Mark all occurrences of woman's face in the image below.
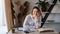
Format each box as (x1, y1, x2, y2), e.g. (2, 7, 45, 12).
(32, 8, 40, 16)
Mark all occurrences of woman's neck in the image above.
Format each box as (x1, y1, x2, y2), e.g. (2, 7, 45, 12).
(32, 14, 41, 19)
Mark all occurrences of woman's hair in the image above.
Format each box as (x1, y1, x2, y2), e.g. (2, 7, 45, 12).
(31, 6, 42, 15)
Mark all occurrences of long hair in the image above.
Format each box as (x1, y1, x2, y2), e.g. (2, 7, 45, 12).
(31, 6, 42, 15)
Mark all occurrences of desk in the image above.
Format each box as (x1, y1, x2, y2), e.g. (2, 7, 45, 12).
(7, 28, 59, 34)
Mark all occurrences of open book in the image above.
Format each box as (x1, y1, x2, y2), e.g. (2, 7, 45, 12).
(37, 28, 55, 33)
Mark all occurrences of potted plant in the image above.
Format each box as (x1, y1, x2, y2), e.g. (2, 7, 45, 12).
(36, 0, 49, 12)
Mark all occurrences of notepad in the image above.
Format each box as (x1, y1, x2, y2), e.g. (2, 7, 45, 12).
(18, 27, 23, 31)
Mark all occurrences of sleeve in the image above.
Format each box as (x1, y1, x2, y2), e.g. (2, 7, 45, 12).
(23, 15, 30, 27)
(23, 15, 30, 31)
(35, 16, 42, 26)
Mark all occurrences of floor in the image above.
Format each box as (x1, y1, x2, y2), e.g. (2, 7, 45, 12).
(0, 26, 7, 34)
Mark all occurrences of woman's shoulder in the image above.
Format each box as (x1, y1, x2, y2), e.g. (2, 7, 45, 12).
(25, 14, 32, 19)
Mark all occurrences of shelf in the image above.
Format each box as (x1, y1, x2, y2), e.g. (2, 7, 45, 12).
(42, 12, 49, 13)
(42, 12, 60, 14)
(51, 13, 60, 14)
(49, 1, 60, 5)
(49, 3, 60, 5)
(56, 2, 60, 5)
(45, 22, 60, 24)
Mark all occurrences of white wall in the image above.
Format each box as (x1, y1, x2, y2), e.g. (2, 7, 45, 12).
(0, 0, 8, 34)
(0, 0, 7, 26)
(0, 0, 3, 26)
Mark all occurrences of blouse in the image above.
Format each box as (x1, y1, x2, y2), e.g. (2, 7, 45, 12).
(23, 14, 41, 31)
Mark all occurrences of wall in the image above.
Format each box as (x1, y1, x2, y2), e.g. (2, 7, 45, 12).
(20, 0, 38, 13)
(0, 0, 3, 26)
(12, 0, 38, 14)
(5, 0, 13, 31)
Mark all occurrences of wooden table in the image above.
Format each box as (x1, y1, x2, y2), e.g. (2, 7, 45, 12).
(7, 28, 59, 34)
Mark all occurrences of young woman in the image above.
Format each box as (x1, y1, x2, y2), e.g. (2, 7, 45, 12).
(23, 6, 42, 32)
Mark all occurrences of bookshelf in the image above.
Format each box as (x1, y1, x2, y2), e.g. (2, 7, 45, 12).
(40, 0, 60, 32)
(42, 1, 60, 23)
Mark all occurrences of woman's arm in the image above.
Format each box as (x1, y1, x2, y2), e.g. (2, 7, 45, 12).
(35, 17, 41, 28)
(23, 15, 30, 31)
(23, 15, 30, 27)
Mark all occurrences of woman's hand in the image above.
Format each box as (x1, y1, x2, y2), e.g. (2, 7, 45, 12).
(32, 12, 40, 19)
(32, 15, 39, 19)
(35, 24, 40, 29)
